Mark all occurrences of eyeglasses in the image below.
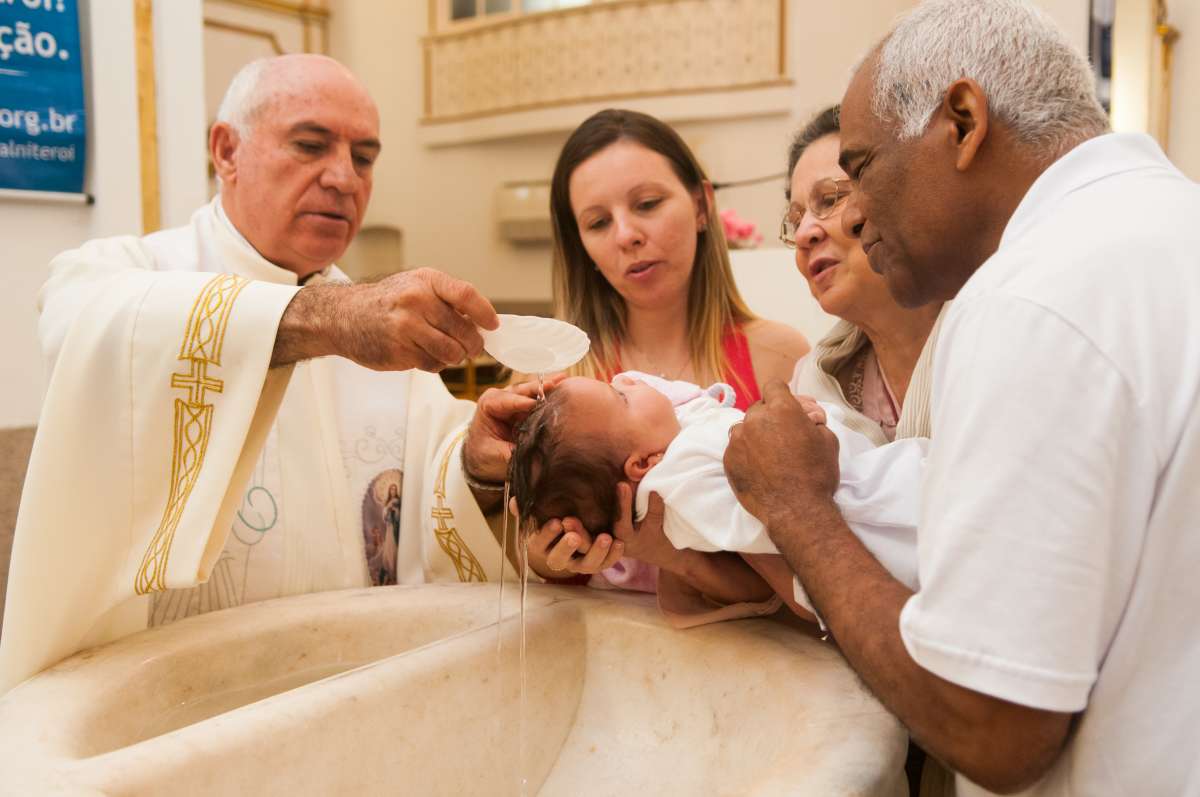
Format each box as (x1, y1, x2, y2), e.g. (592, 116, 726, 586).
(779, 178, 854, 248)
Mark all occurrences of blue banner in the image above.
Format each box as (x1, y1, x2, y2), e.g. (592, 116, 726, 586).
(0, 0, 86, 194)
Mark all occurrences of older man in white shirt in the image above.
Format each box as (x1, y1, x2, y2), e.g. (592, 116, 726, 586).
(725, 1, 1200, 794)
(0, 54, 532, 694)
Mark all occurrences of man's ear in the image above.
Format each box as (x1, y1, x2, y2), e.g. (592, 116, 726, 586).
(624, 451, 665, 482)
(209, 121, 241, 184)
(940, 78, 990, 172)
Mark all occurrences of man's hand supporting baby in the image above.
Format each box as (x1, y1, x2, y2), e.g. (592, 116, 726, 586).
(725, 382, 1072, 789)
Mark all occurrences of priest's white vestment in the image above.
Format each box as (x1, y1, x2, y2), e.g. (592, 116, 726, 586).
(0, 200, 506, 694)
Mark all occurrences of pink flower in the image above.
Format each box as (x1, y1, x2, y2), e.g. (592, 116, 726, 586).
(720, 208, 762, 249)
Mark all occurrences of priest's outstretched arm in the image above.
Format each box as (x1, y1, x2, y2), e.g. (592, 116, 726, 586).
(269, 267, 496, 373)
(2, 229, 516, 695)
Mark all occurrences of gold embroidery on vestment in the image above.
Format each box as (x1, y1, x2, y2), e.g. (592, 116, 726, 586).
(431, 429, 487, 582)
(135, 274, 249, 595)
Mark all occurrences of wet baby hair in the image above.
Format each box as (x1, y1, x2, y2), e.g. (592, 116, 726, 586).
(509, 389, 626, 535)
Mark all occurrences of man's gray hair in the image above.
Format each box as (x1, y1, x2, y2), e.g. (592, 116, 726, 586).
(872, 0, 1109, 157)
(215, 57, 273, 136)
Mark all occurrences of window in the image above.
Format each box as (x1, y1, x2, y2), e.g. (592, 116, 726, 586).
(451, 0, 509, 21)
(520, 0, 591, 12)
(1089, 0, 1114, 112)
(444, 0, 593, 26)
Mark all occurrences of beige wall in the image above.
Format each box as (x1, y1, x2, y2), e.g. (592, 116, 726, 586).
(325, 0, 921, 303)
(0, 0, 1193, 430)
(0, 1, 140, 430)
(1168, 0, 1199, 180)
(1040, 0, 1090, 50)
(0, 0, 207, 430)
(327, 0, 1091, 306)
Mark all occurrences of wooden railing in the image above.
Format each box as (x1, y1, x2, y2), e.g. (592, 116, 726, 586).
(422, 0, 787, 123)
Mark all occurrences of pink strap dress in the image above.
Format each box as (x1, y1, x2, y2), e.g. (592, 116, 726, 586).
(593, 325, 761, 594)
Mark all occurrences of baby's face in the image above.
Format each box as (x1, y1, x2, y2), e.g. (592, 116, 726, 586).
(558, 376, 680, 455)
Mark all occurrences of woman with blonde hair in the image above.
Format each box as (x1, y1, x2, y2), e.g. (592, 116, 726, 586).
(526, 108, 808, 598)
(549, 108, 808, 407)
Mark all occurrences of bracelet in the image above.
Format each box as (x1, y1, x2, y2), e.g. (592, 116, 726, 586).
(459, 444, 506, 492)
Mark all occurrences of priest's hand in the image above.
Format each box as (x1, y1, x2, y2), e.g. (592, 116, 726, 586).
(725, 381, 840, 528)
(271, 268, 500, 371)
(465, 375, 565, 481)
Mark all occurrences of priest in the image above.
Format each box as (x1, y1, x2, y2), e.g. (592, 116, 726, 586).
(0, 54, 530, 693)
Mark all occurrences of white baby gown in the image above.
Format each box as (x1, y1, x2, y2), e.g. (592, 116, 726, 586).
(621, 372, 923, 615)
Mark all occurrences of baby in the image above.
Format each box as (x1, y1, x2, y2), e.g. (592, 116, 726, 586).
(509, 372, 924, 611)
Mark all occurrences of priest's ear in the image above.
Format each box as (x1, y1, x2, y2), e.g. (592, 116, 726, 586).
(209, 121, 242, 185)
(624, 451, 664, 483)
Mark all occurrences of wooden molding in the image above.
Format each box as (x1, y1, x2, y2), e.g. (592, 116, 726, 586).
(203, 18, 287, 55)
(134, 0, 161, 234)
(1155, 20, 1180, 148)
(206, 0, 329, 21)
(205, 0, 329, 53)
(422, 79, 794, 126)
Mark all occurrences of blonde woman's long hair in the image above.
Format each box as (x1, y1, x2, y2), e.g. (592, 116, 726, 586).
(549, 109, 756, 392)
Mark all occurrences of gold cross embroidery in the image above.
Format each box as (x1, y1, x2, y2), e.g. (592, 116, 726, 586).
(170, 359, 224, 406)
(431, 430, 488, 583)
(135, 274, 249, 595)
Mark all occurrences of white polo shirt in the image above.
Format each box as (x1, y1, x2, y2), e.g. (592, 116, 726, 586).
(898, 134, 1200, 795)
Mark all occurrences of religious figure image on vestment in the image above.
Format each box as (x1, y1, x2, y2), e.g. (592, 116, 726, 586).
(361, 469, 402, 586)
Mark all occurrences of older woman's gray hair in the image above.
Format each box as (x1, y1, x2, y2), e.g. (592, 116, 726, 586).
(872, 0, 1109, 160)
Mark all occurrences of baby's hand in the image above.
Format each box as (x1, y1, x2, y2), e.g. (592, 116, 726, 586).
(794, 394, 826, 426)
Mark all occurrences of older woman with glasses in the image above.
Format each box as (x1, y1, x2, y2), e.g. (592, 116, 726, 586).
(780, 105, 943, 444)
(755, 104, 948, 796)
(740, 105, 943, 606)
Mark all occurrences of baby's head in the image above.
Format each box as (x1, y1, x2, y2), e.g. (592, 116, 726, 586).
(510, 375, 681, 532)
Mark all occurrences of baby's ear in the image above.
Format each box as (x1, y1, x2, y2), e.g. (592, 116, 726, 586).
(624, 451, 665, 482)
